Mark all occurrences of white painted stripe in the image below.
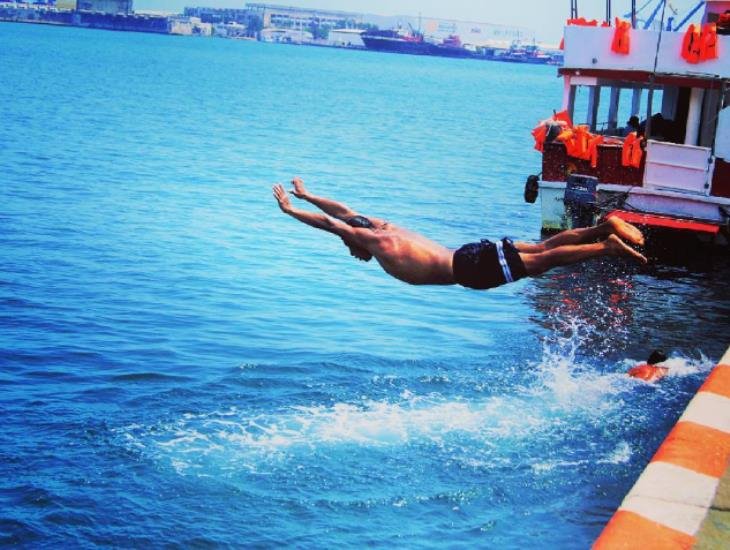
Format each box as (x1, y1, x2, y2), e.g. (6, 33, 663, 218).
(680, 392, 730, 434)
(721, 345, 730, 366)
(625, 462, 719, 509)
(495, 240, 513, 283)
(620, 496, 708, 536)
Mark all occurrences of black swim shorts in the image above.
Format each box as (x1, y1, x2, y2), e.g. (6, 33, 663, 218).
(452, 238, 527, 290)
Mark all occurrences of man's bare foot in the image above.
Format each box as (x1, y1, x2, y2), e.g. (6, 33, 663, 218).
(605, 234, 648, 263)
(606, 216, 645, 246)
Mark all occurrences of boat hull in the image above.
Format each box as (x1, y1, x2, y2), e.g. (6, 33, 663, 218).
(538, 180, 730, 245)
(361, 35, 431, 56)
(361, 36, 475, 58)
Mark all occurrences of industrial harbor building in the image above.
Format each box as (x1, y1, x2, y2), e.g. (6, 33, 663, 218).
(76, 0, 131, 15)
(0, 1, 534, 48)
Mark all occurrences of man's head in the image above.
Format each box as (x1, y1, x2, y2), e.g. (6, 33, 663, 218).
(343, 216, 374, 261)
(628, 115, 639, 128)
(647, 349, 667, 365)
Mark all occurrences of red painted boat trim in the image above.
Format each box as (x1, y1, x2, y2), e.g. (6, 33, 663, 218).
(605, 210, 721, 234)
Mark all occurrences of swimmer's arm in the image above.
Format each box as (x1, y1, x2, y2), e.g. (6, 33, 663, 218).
(290, 177, 356, 220)
(286, 206, 353, 236)
(274, 184, 354, 236)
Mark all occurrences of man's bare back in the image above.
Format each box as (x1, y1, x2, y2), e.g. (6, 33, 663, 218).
(370, 223, 456, 285)
(273, 178, 646, 290)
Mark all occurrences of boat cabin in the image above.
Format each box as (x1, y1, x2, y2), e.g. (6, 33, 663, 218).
(536, 0, 730, 242)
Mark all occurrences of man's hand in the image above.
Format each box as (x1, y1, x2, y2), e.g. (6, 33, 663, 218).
(273, 183, 293, 213)
(290, 177, 309, 199)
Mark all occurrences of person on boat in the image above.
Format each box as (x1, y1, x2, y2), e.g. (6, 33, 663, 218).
(639, 113, 666, 140)
(272, 178, 647, 290)
(621, 115, 640, 137)
(628, 350, 669, 383)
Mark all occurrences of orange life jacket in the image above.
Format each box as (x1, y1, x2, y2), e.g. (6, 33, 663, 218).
(622, 132, 643, 168)
(556, 125, 595, 161)
(611, 18, 631, 55)
(567, 17, 598, 27)
(574, 125, 592, 160)
(556, 128, 576, 156)
(588, 135, 604, 168)
(628, 363, 668, 383)
(700, 23, 718, 61)
(531, 123, 548, 152)
(531, 110, 574, 152)
(553, 109, 573, 128)
(562, 18, 606, 49)
(681, 23, 702, 63)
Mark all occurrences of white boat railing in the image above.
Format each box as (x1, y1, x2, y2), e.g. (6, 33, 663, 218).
(644, 140, 713, 195)
(563, 26, 730, 78)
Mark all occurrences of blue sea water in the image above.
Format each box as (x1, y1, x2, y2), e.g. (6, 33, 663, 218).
(1, 22, 729, 548)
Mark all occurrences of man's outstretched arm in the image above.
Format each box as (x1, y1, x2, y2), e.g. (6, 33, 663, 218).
(289, 177, 357, 220)
(273, 184, 352, 236)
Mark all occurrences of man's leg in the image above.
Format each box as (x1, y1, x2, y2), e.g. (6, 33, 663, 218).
(513, 217, 644, 253)
(519, 234, 647, 276)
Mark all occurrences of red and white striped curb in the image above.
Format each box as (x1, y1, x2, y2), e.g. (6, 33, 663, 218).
(594, 346, 730, 549)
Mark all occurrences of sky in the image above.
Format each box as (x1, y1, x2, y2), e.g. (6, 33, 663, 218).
(135, 0, 706, 43)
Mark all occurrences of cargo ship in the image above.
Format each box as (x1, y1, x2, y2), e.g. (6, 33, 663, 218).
(361, 29, 474, 58)
(360, 29, 431, 55)
(526, 0, 730, 253)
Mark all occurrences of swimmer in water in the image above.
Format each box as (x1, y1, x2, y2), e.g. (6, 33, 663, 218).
(273, 177, 647, 289)
(628, 350, 669, 383)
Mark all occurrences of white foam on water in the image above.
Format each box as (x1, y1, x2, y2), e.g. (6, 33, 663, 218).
(617, 353, 715, 384)
(531, 440, 632, 473)
(123, 395, 545, 453)
(115, 310, 714, 476)
(602, 440, 632, 464)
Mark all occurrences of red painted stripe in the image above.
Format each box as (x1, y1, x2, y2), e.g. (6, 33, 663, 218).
(652, 421, 730, 478)
(699, 364, 730, 399)
(595, 355, 730, 546)
(605, 210, 721, 234)
(594, 510, 696, 549)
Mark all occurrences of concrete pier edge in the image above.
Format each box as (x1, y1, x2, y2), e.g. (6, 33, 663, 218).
(594, 346, 730, 548)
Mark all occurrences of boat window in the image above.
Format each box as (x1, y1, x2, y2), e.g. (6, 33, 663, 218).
(571, 85, 663, 138)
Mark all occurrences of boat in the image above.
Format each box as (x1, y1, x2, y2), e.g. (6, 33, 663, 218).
(526, 0, 730, 251)
(361, 28, 475, 58)
(360, 28, 431, 56)
(495, 41, 555, 64)
(429, 34, 476, 58)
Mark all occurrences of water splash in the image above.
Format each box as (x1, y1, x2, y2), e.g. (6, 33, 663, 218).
(114, 309, 714, 480)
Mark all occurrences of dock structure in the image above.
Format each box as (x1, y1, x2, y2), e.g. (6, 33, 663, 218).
(595, 346, 730, 548)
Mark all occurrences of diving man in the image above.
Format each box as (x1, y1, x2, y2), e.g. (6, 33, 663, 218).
(273, 178, 647, 290)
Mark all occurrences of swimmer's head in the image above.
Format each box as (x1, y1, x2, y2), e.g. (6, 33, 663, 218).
(343, 216, 374, 261)
(341, 237, 372, 262)
(345, 215, 375, 229)
(647, 349, 667, 365)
